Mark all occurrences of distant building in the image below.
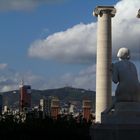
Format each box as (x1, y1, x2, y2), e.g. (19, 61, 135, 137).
(40, 99, 47, 112)
(82, 99, 91, 121)
(3, 105, 8, 113)
(46, 96, 52, 116)
(19, 81, 31, 112)
(69, 103, 75, 114)
(50, 97, 60, 119)
(39, 98, 47, 118)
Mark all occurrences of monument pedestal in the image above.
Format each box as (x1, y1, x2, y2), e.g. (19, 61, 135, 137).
(102, 102, 140, 124)
(90, 124, 140, 140)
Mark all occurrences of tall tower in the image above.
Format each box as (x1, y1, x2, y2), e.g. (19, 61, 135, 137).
(19, 80, 31, 112)
(69, 103, 75, 114)
(39, 98, 47, 118)
(94, 6, 116, 122)
(82, 99, 91, 121)
(50, 97, 60, 119)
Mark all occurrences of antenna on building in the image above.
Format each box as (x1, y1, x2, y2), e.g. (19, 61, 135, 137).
(19, 77, 24, 88)
(21, 78, 24, 86)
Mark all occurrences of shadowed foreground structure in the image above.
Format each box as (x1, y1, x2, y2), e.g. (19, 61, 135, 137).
(0, 115, 91, 140)
(90, 124, 140, 140)
(3, 115, 140, 140)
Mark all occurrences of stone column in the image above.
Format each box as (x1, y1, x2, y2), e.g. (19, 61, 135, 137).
(137, 9, 140, 18)
(93, 6, 116, 123)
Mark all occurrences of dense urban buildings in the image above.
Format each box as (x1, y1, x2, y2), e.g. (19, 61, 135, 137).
(0, 86, 94, 140)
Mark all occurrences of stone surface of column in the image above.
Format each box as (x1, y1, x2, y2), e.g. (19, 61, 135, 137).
(93, 6, 116, 123)
(137, 9, 140, 18)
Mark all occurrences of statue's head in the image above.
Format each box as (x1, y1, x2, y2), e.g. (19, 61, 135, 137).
(117, 47, 130, 60)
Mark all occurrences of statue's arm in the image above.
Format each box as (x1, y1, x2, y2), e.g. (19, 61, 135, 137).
(112, 63, 119, 84)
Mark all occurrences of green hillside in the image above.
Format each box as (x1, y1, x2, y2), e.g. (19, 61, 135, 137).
(0, 87, 95, 109)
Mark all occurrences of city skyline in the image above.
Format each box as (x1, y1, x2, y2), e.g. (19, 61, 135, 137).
(0, 0, 140, 92)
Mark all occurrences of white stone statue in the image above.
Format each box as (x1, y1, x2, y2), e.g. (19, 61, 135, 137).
(112, 48, 140, 102)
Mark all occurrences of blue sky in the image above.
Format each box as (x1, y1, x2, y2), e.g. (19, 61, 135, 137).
(0, 0, 139, 92)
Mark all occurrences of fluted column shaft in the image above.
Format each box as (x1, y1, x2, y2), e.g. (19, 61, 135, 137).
(137, 9, 140, 18)
(93, 6, 116, 123)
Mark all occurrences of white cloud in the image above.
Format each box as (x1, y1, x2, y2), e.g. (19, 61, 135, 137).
(0, 64, 96, 92)
(29, 23, 97, 63)
(1, 85, 14, 92)
(112, 0, 140, 60)
(0, 0, 65, 11)
(0, 65, 47, 92)
(29, 0, 140, 63)
(46, 65, 96, 90)
(72, 65, 96, 90)
(0, 63, 8, 70)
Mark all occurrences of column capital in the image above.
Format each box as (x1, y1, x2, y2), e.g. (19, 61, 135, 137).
(137, 9, 140, 18)
(93, 6, 116, 17)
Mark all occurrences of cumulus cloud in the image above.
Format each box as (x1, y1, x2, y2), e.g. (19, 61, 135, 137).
(0, 63, 119, 92)
(0, 69, 20, 92)
(112, 0, 140, 60)
(0, 0, 65, 11)
(29, 0, 140, 63)
(0, 63, 8, 70)
(0, 65, 47, 92)
(29, 23, 97, 63)
(0, 63, 96, 92)
(46, 65, 96, 90)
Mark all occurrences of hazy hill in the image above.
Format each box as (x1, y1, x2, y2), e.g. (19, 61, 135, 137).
(0, 87, 95, 109)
